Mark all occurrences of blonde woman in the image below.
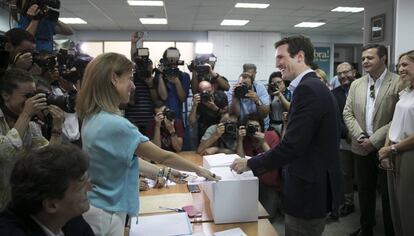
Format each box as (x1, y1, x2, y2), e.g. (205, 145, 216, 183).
(378, 50, 414, 236)
(315, 68, 331, 89)
(76, 53, 218, 236)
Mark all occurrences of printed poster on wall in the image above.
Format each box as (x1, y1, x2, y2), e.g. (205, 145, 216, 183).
(314, 47, 331, 79)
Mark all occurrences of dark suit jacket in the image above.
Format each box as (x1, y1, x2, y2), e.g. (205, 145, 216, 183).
(0, 207, 95, 236)
(247, 71, 343, 219)
(332, 86, 349, 139)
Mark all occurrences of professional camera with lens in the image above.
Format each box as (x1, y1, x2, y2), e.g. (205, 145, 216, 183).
(224, 121, 237, 136)
(234, 84, 251, 99)
(163, 108, 176, 121)
(17, 0, 61, 22)
(32, 52, 57, 71)
(158, 48, 184, 78)
(57, 48, 92, 84)
(0, 35, 9, 70)
(134, 48, 153, 80)
(200, 91, 212, 103)
(27, 90, 76, 113)
(187, 54, 217, 81)
(246, 124, 258, 136)
(267, 83, 279, 94)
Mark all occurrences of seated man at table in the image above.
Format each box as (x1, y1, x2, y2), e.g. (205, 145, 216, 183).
(197, 112, 238, 155)
(236, 113, 283, 221)
(0, 144, 94, 236)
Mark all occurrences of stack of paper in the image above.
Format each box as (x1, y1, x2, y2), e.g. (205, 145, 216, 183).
(130, 212, 192, 236)
(139, 193, 193, 214)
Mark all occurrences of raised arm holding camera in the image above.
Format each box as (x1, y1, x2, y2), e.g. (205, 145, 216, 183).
(189, 53, 230, 94)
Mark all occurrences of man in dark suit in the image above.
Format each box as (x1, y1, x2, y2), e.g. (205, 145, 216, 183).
(231, 35, 343, 236)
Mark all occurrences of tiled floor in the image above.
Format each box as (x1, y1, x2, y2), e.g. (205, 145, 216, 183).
(272, 193, 387, 236)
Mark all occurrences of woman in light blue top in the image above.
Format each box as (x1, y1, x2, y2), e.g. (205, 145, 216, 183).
(76, 53, 219, 236)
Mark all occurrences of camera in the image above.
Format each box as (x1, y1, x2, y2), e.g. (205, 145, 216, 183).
(163, 108, 176, 121)
(57, 48, 92, 84)
(27, 90, 76, 113)
(200, 91, 212, 103)
(134, 48, 153, 80)
(267, 83, 279, 94)
(0, 35, 9, 70)
(158, 48, 184, 78)
(224, 121, 237, 136)
(246, 124, 258, 136)
(18, 0, 60, 22)
(234, 84, 251, 98)
(187, 54, 217, 81)
(32, 52, 57, 71)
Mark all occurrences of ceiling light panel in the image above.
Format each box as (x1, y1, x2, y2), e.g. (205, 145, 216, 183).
(331, 7, 364, 13)
(220, 19, 249, 26)
(139, 18, 167, 24)
(128, 1, 164, 6)
(235, 3, 269, 9)
(59, 18, 87, 24)
(294, 22, 325, 28)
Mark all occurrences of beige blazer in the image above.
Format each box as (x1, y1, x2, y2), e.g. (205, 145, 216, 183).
(343, 70, 403, 156)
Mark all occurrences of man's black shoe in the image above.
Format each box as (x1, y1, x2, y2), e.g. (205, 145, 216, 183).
(339, 204, 355, 217)
(349, 228, 373, 236)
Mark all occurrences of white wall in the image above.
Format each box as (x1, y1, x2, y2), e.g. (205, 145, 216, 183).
(394, 0, 414, 65)
(0, 8, 11, 32)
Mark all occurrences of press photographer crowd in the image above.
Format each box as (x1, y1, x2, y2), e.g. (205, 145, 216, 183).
(1, 0, 414, 236)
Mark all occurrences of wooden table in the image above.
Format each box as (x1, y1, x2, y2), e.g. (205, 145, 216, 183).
(133, 151, 278, 236)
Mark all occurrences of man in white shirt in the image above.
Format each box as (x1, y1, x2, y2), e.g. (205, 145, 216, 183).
(343, 44, 403, 236)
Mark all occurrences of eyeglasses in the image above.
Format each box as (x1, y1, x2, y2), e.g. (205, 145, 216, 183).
(337, 70, 352, 76)
(369, 84, 375, 99)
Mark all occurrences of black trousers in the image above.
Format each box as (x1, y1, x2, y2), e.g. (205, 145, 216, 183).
(354, 152, 394, 236)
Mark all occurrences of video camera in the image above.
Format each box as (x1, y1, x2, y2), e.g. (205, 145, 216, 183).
(27, 90, 77, 113)
(17, 0, 60, 22)
(134, 48, 153, 80)
(0, 35, 9, 70)
(246, 124, 258, 136)
(57, 48, 92, 84)
(200, 91, 212, 103)
(187, 54, 217, 81)
(234, 84, 251, 99)
(158, 48, 184, 78)
(163, 108, 176, 121)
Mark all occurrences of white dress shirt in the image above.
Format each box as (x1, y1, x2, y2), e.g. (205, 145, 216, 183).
(365, 69, 387, 136)
(389, 88, 414, 143)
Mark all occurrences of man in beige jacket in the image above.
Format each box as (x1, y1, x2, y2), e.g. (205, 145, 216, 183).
(344, 44, 403, 236)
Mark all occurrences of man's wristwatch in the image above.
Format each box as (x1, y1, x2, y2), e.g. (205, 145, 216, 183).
(390, 144, 398, 155)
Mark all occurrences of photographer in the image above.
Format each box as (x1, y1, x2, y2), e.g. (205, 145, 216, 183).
(268, 71, 291, 134)
(15, 0, 73, 52)
(0, 68, 64, 209)
(4, 28, 41, 74)
(228, 72, 270, 130)
(189, 80, 228, 142)
(125, 32, 160, 133)
(197, 112, 238, 155)
(155, 47, 190, 120)
(146, 100, 184, 152)
(189, 53, 230, 94)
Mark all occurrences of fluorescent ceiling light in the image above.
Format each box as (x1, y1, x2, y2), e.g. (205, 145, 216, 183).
(127, 1, 164, 6)
(331, 7, 364, 13)
(235, 3, 269, 9)
(139, 18, 167, 24)
(220, 19, 249, 26)
(59, 18, 87, 24)
(195, 42, 213, 54)
(294, 22, 325, 28)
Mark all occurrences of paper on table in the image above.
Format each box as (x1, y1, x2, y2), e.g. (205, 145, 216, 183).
(214, 227, 247, 236)
(139, 193, 193, 214)
(130, 212, 192, 236)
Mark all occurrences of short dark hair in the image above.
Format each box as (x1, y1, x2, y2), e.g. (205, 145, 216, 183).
(4, 28, 35, 47)
(0, 68, 34, 102)
(162, 47, 180, 59)
(10, 144, 89, 215)
(274, 35, 314, 66)
(239, 72, 253, 82)
(362, 44, 388, 64)
(243, 63, 256, 72)
(243, 112, 264, 131)
(153, 100, 165, 110)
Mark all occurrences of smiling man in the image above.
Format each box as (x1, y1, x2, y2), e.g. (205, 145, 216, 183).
(231, 35, 343, 236)
(0, 144, 94, 236)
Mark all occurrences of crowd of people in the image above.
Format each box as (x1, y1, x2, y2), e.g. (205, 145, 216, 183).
(0, 2, 413, 236)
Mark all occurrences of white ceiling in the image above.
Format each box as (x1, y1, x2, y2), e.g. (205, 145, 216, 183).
(60, 0, 384, 36)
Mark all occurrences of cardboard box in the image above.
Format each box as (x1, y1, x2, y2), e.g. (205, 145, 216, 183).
(201, 167, 258, 224)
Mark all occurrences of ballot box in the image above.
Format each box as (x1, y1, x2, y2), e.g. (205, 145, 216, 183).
(202, 153, 239, 169)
